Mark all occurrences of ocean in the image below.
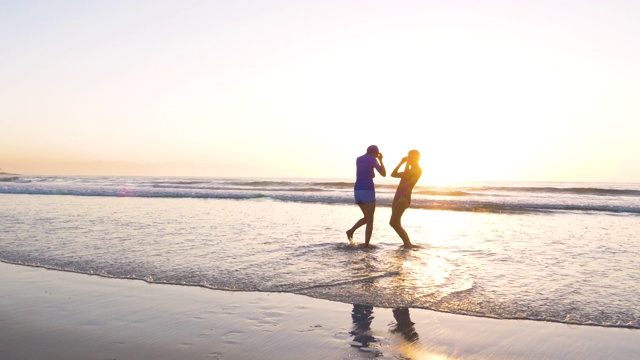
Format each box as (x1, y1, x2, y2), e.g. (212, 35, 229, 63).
(1, 175, 639, 329)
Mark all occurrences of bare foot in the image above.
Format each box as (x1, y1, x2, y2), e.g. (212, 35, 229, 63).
(346, 229, 354, 242)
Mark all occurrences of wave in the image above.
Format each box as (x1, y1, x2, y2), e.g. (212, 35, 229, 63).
(2, 176, 639, 215)
(314, 181, 354, 188)
(3, 176, 639, 195)
(414, 189, 471, 196)
(0, 188, 271, 201)
(2, 187, 639, 215)
(410, 201, 640, 214)
(150, 183, 327, 192)
(0, 176, 31, 183)
(150, 180, 210, 186)
(202, 181, 640, 198)
(473, 186, 640, 197)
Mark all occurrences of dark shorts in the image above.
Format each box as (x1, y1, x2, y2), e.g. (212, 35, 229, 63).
(354, 190, 376, 204)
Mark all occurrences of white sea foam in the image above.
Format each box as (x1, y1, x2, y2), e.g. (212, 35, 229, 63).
(1, 175, 639, 214)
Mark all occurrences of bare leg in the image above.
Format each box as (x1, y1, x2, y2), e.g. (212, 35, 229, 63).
(347, 202, 376, 246)
(346, 217, 366, 241)
(361, 201, 376, 247)
(390, 199, 413, 248)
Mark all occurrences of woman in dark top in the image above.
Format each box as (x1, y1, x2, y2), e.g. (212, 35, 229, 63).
(390, 150, 422, 248)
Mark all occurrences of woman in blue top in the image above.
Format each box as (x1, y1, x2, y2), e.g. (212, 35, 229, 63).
(390, 150, 422, 248)
(346, 145, 386, 247)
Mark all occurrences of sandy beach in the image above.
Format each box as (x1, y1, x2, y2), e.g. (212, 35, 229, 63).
(1, 262, 638, 360)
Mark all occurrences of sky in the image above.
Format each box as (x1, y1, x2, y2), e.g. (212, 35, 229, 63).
(1, 0, 639, 183)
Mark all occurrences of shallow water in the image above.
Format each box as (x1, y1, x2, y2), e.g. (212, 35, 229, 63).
(2, 190, 639, 329)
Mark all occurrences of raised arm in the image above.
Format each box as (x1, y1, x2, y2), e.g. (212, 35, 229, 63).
(377, 153, 387, 177)
(391, 157, 407, 178)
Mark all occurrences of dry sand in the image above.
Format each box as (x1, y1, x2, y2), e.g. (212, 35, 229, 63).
(1, 262, 638, 359)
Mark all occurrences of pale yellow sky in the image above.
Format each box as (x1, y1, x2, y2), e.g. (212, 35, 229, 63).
(1, 1, 639, 182)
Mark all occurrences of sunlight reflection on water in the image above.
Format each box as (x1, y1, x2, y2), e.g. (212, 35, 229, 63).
(1, 193, 639, 328)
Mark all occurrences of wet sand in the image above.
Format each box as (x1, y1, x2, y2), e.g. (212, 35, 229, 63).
(1, 262, 638, 360)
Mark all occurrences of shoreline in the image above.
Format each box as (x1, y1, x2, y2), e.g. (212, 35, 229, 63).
(2, 262, 639, 359)
(3, 260, 637, 332)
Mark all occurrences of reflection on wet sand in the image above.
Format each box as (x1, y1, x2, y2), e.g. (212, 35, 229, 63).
(350, 304, 376, 348)
(349, 304, 420, 354)
(391, 307, 419, 342)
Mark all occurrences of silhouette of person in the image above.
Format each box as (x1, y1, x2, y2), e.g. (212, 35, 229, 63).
(350, 304, 376, 348)
(391, 307, 419, 342)
(390, 150, 422, 248)
(347, 145, 386, 247)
